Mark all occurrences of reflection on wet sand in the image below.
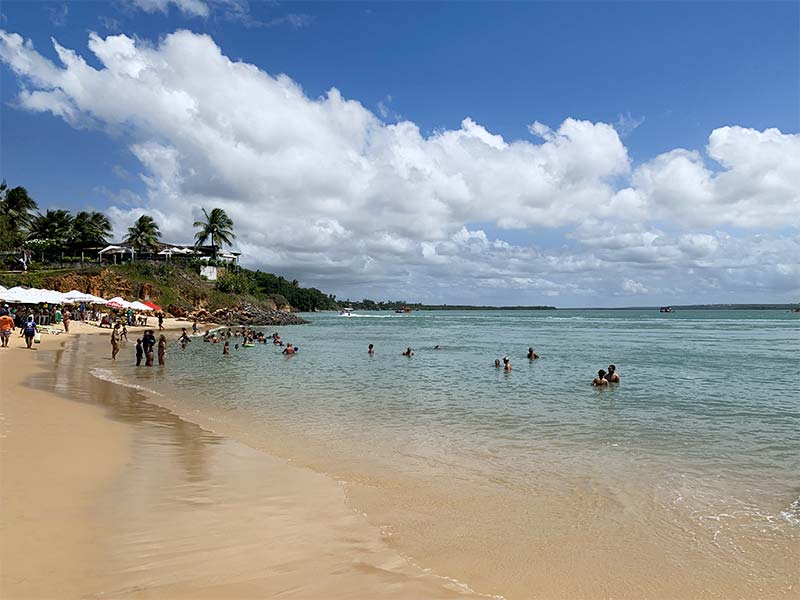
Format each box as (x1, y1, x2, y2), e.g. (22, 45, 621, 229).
(33, 335, 481, 599)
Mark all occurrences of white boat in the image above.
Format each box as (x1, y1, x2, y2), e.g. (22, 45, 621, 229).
(339, 307, 355, 317)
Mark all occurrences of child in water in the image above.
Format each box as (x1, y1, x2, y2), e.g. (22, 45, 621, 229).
(223, 341, 230, 355)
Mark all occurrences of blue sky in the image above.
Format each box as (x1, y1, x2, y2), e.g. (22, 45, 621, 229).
(1, 1, 798, 306)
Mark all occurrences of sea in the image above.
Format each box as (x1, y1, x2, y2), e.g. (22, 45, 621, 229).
(92, 309, 800, 598)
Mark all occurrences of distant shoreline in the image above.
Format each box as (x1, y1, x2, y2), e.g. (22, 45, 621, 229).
(340, 303, 797, 312)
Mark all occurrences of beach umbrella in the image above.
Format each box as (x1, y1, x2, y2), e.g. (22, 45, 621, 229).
(106, 296, 132, 309)
(143, 300, 163, 311)
(129, 301, 153, 311)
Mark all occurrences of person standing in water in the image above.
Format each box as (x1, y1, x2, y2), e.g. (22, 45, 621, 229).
(111, 324, 121, 361)
(223, 341, 230, 355)
(143, 330, 156, 366)
(402, 347, 414, 356)
(135, 338, 144, 366)
(527, 347, 539, 360)
(592, 369, 609, 386)
(503, 357, 512, 371)
(606, 364, 620, 383)
(368, 343, 374, 354)
(157, 335, 167, 365)
(494, 359, 501, 368)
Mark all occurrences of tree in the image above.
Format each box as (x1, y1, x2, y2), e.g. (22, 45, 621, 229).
(124, 215, 161, 253)
(72, 210, 112, 251)
(27, 209, 74, 244)
(0, 182, 38, 249)
(193, 207, 235, 260)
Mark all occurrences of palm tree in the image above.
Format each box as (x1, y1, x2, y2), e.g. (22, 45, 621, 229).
(27, 209, 74, 244)
(72, 210, 112, 249)
(124, 215, 161, 254)
(193, 207, 236, 260)
(0, 182, 38, 248)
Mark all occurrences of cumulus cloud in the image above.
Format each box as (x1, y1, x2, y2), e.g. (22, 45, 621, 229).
(0, 29, 797, 304)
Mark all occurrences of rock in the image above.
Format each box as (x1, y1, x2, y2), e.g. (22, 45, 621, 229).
(188, 302, 309, 326)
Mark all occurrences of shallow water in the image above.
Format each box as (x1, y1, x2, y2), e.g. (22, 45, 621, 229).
(102, 309, 799, 598)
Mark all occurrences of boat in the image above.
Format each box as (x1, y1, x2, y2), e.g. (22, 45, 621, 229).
(659, 306, 673, 313)
(395, 305, 413, 313)
(339, 307, 355, 317)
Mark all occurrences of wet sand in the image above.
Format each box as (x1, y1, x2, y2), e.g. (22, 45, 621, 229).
(0, 324, 479, 599)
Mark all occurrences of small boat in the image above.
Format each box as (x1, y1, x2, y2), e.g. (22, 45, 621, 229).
(395, 305, 413, 313)
(659, 306, 673, 313)
(339, 307, 355, 317)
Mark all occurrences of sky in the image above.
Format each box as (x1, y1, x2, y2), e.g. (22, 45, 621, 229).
(0, 1, 798, 307)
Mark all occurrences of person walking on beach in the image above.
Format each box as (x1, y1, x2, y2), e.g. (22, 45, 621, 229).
(157, 335, 167, 366)
(121, 324, 128, 342)
(192, 320, 198, 334)
(606, 364, 620, 383)
(158, 313, 164, 331)
(63, 309, 71, 333)
(592, 369, 609, 386)
(135, 338, 144, 366)
(0, 309, 15, 348)
(111, 324, 121, 361)
(21, 316, 37, 349)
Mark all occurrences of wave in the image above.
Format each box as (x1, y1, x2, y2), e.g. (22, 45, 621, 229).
(89, 368, 164, 397)
(780, 497, 800, 526)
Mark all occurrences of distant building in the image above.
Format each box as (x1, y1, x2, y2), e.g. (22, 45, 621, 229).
(98, 242, 241, 264)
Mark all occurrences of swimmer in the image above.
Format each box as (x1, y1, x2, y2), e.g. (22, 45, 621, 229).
(592, 369, 609, 386)
(234, 343, 239, 350)
(606, 364, 620, 383)
(402, 347, 414, 356)
(368, 343, 374, 355)
(494, 359, 501, 368)
(503, 356, 512, 371)
(434, 344, 441, 350)
(223, 341, 230, 355)
(527, 347, 539, 360)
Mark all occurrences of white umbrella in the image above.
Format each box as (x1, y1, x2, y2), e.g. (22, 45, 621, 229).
(129, 301, 153, 311)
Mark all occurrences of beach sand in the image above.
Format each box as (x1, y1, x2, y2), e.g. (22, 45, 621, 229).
(0, 321, 478, 599)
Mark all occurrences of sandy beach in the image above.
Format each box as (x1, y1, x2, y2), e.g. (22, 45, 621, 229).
(0, 321, 479, 599)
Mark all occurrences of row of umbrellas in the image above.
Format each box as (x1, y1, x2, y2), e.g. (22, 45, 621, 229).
(0, 285, 162, 311)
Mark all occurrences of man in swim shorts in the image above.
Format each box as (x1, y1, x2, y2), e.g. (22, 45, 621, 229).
(0, 309, 14, 347)
(606, 364, 620, 383)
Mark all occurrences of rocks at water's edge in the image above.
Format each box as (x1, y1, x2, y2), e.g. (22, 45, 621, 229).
(187, 302, 309, 326)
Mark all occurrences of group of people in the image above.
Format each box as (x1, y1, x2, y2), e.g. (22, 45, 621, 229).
(369, 340, 621, 384)
(592, 364, 620, 386)
(114, 325, 166, 366)
(0, 305, 42, 349)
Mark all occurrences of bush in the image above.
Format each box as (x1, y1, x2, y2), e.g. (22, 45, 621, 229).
(215, 271, 254, 295)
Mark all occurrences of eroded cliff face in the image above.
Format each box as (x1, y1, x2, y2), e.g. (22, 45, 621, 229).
(43, 270, 144, 300)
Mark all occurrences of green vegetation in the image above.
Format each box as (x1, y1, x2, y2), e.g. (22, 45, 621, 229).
(193, 207, 235, 259)
(343, 299, 556, 311)
(0, 262, 339, 313)
(124, 215, 162, 253)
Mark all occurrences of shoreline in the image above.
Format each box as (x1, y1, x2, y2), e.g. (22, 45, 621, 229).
(0, 324, 483, 599)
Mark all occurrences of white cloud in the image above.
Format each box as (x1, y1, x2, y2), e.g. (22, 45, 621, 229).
(0, 28, 798, 305)
(129, 0, 209, 18)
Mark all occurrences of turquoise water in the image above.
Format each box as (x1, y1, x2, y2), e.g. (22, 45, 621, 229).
(109, 309, 799, 596)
